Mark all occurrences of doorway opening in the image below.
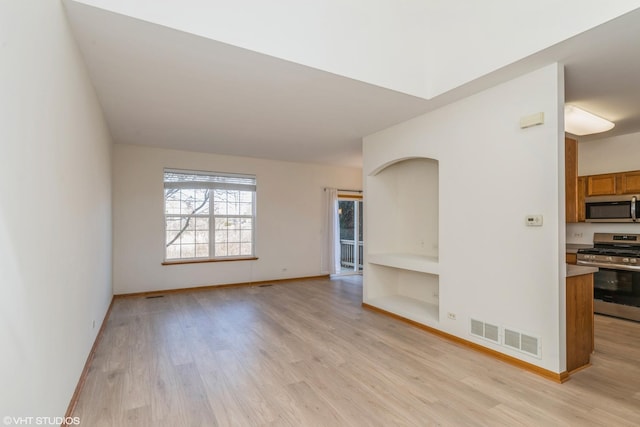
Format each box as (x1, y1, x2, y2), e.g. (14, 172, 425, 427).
(338, 196, 363, 274)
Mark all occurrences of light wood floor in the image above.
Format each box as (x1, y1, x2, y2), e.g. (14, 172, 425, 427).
(73, 276, 640, 426)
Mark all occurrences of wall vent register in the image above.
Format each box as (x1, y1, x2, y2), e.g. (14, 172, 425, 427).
(470, 319, 541, 358)
(470, 319, 500, 344)
(503, 328, 541, 358)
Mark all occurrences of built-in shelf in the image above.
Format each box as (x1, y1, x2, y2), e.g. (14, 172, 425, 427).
(366, 295, 439, 324)
(367, 252, 439, 275)
(364, 156, 440, 327)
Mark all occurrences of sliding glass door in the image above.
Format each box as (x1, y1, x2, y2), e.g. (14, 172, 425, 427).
(338, 198, 363, 274)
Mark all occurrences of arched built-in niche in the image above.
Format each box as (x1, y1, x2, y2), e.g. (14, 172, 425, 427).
(364, 157, 440, 325)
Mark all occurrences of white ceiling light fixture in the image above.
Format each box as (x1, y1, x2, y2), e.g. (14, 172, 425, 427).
(564, 105, 615, 136)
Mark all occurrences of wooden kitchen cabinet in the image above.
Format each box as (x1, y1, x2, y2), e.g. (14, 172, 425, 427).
(566, 253, 577, 265)
(577, 176, 586, 222)
(566, 273, 594, 373)
(583, 170, 640, 196)
(565, 137, 579, 223)
(586, 173, 618, 196)
(621, 171, 640, 194)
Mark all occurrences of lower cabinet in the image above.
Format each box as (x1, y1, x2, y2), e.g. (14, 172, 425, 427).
(566, 273, 594, 373)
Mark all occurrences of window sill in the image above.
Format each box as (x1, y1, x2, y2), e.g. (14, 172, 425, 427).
(162, 257, 258, 266)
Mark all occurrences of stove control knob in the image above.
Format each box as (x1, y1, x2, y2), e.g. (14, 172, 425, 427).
(606, 256, 613, 262)
(632, 259, 638, 264)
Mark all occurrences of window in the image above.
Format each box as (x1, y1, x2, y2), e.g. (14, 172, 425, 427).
(164, 169, 256, 261)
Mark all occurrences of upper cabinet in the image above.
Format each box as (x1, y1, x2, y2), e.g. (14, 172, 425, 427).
(565, 137, 579, 223)
(586, 173, 617, 196)
(584, 170, 640, 196)
(577, 176, 586, 222)
(621, 171, 640, 194)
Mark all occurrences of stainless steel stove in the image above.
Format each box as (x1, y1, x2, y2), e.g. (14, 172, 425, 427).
(578, 233, 640, 321)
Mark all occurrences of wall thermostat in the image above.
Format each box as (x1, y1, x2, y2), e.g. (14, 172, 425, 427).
(525, 215, 543, 226)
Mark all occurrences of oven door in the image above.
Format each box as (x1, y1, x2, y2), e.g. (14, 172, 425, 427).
(593, 268, 640, 321)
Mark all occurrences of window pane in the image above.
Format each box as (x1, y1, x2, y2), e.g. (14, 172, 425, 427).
(166, 244, 180, 259)
(213, 190, 227, 215)
(214, 243, 227, 257)
(240, 243, 252, 255)
(227, 242, 240, 256)
(165, 189, 180, 201)
(239, 202, 252, 216)
(215, 230, 227, 243)
(166, 218, 181, 231)
(227, 198, 239, 216)
(240, 230, 252, 243)
(196, 231, 209, 243)
(358, 201, 363, 242)
(226, 218, 240, 229)
(166, 231, 178, 245)
(339, 201, 355, 241)
(195, 244, 209, 257)
(195, 217, 209, 231)
(165, 200, 180, 214)
(195, 189, 210, 214)
(181, 231, 195, 244)
(228, 230, 240, 242)
(239, 191, 252, 203)
(181, 244, 195, 258)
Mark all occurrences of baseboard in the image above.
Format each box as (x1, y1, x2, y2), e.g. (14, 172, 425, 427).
(114, 274, 331, 298)
(63, 297, 115, 425)
(362, 303, 570, 384)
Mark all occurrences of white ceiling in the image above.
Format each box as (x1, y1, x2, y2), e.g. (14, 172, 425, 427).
(63, 2, 640, 167)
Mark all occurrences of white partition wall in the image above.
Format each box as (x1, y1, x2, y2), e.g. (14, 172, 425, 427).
(363, 63, 566, 374)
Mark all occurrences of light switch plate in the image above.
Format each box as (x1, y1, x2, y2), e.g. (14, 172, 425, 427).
(525, 215, 543, 226)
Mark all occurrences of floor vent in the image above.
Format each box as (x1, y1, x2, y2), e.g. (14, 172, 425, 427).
(470, 319, 500, 344)
(145, 295, 165, 299)
(258, 284, 273, 287)
(504, 328, 541, 358)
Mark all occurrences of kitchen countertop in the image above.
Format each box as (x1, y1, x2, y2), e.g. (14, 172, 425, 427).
(566, 243, 592, 254)
(567, 264, 598, 277)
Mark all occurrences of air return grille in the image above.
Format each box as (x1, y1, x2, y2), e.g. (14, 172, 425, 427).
(503, 328, 541, 358)
(470, 319, 542, 358)
(470, 319, 500, 344)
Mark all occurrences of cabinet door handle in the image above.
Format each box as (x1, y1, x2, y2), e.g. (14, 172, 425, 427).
(632, 196, 637, 222)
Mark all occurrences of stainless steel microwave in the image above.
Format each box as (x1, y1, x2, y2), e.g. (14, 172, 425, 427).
(585, 195, 640, 222)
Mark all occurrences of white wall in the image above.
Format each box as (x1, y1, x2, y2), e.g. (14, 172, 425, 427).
(578, 131, 640, 175)
(566, 131, 640, 244)
(0, 0, 112, 419)
(364, 64, 566, 372)
(71, 0, 640, 99)
(112, 144, 362, 294)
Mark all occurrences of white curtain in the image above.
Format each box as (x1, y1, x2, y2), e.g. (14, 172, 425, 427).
(321, 188, 340, 275)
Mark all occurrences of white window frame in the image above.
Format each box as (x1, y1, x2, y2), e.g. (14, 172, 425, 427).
(163, 168, 257, 262)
